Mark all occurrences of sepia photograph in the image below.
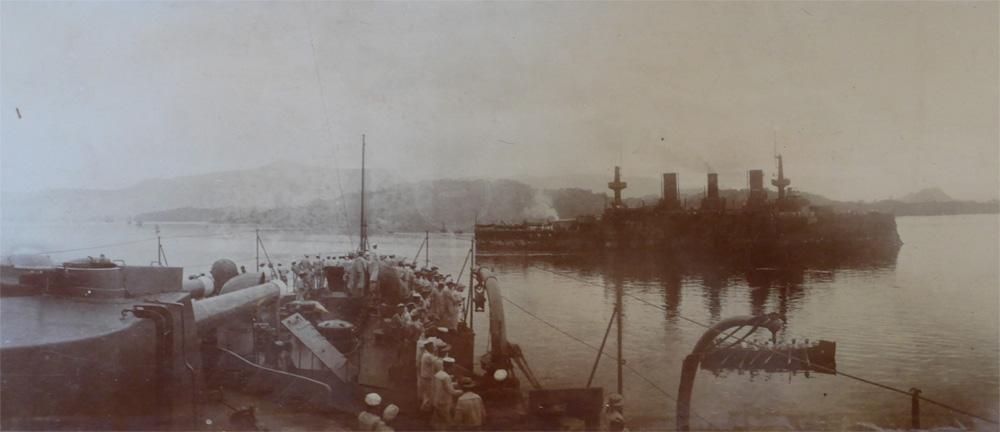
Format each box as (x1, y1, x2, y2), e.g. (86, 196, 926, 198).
(1, 1, 998, 431)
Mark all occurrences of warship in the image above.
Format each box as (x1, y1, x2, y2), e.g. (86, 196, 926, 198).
(0, 137, 603, 431)
(5, 145, 993, 431)
(475, 155, 903, 264)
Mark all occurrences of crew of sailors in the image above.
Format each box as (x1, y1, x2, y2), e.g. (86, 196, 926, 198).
(358, 392, 399, 432)
(256, 252, 472, 344)
(360, 349, 484, 432)
(414, 333, 485, 431)
(246, 248, 484, 430)
(252, 249, 470, 331)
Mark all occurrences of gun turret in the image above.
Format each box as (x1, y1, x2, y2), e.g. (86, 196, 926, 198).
(0, 257, 280, 430)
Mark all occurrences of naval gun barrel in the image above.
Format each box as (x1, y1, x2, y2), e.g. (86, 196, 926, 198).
(181, 258, 241, 299)
(181, 275, 213, 299)
(192, 281, 280, 331)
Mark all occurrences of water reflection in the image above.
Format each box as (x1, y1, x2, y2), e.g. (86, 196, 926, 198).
(661, 269, 682, 323)
(745, 268, 804, 318)
(481, 246, 899, 325)
(699, 270, 725, 322)
(6, 217, 993, 430)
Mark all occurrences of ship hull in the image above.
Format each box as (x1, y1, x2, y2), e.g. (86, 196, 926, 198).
(475, 210, 902, 265)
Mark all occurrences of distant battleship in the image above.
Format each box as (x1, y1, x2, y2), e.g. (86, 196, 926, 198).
(475, 155, 903, 264)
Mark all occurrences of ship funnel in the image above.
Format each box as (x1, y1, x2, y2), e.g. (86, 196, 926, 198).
(748, 170, 764, 192)
(707, 173, 719, 199)
(701, 173, 725, 211)
(746, 169, 767, 208)
(661, 173, 679, 209)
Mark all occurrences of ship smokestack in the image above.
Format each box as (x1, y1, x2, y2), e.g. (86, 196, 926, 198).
(748, 170, 764, 192)
(701, 173, 724, 211)
(661, 173, 679, 209)
(746, 169, 766, 208)
(707, 173, 719, 199)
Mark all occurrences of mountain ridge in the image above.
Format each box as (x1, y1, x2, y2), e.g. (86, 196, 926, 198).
(0, 161, 396, 221)
(2, 162, 995, 226)
(899, 187, 953, 203)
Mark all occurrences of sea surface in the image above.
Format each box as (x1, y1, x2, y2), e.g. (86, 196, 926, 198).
(2, 214, 998, 430)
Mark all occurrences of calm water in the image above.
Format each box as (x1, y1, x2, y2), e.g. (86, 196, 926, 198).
(2, 215, 998, 430)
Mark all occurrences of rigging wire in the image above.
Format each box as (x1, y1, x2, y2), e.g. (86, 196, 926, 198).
(531, 264, 1000, 426)
(33, 230, 263, 256)
(159, 230, 258, 240)
(178, 255, 260, 271)
(300, 1, 354, 247)
(36, 237, 159, 255)
(501, 295, 721, 430)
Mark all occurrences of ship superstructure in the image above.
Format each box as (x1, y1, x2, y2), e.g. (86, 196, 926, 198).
(475, 156, 902, 263)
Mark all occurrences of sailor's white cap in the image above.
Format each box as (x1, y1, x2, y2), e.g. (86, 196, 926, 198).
(442, 357, 456, 364)
(382, 404, 399, 421)
(364, 393, 382, 407)
(437, 327, 449, 333)
(493, 369, 508, 381)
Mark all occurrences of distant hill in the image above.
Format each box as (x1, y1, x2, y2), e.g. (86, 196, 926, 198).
(827, 198, 998, 216)
(137, 178, 564, 232)
(0, 161, 397, 222)
(899, 187, 953, 203)
(5, 163, 997, 230)
(132, 206, 227, 223)
(517, 173, 663, 198)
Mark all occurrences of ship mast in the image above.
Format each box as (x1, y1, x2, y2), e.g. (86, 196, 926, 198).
(608, 166, 628, 208)
(616, 280, 623, 395)
(359, 134, 369, 253)
(771, 130, 790, 202)
(771, 154, 790, 201)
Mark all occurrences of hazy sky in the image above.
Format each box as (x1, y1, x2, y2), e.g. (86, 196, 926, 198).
(2, 1, 997, 201)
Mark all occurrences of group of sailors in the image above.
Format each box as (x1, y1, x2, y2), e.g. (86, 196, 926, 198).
(236, 244, 473, 336)
(392, 266, 469, 331)
(333, 258, 489, 431)
(392, 271, 483, 431)
(244, 245, 472, 319)
(411, 328, 488, 431)
(234, 246, 626, 431)
(359, 363, 486, 432)
(357, 393, 399, 432)
(243, 254, 344, 293)
(357, 325, 491, 432)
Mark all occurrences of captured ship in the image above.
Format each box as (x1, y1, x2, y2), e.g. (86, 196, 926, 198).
(475, 155, 902, 264)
